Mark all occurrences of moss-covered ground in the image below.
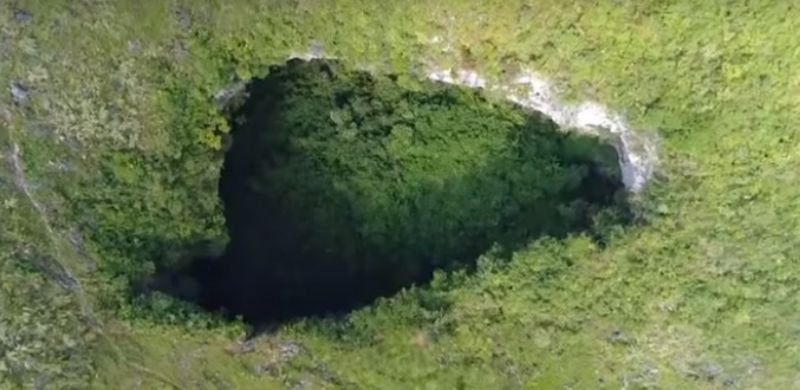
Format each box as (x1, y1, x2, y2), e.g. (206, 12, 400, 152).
(2, 1, 799, 388)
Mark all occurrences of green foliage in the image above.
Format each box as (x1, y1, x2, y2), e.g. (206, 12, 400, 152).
(126, 292, 227, 329)
(2, 0, 800, 388)
(0, 262, 94, 388)
(207, 59, 624, 320)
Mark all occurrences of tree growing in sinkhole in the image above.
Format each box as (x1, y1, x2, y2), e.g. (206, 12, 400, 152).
(162, 59, 628, 322)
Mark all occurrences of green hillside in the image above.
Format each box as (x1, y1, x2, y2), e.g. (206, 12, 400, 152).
(2, 1, 799, 388)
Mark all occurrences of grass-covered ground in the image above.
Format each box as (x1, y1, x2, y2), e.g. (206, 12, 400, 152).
(2, 1, 799, 388)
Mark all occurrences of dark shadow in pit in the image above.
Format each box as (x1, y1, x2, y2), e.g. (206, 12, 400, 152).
(148, 59, 631, 326)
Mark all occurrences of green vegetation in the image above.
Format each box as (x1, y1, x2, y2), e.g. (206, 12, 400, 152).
(2, 1, 799, 389)
(164, 59, 625, 322)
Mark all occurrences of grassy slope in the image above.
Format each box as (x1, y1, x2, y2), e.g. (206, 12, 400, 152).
(1, 0, 799, 388)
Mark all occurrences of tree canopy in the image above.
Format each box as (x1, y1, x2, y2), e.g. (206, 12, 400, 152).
(173, 59, 628, 322)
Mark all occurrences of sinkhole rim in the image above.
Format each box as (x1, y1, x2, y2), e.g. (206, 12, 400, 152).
(148, 59, 633, 325)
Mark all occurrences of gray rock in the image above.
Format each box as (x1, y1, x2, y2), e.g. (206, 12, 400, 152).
(10, 82, 30, 103)
(687, 360, 724, 382)
(214, 82, 247, 110)
(722, 377, 739, 387)
(15, 10, 33, 24)
(174, 7, 191, 30)
(607, 328, 631, 345)
(127, 40, 141, 54)
(278, 341, 305, 361)
(253, 340, 307, 377)
(621, 361, 659, 387)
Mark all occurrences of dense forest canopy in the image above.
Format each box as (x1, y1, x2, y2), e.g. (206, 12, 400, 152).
(157, 59, 628, 323)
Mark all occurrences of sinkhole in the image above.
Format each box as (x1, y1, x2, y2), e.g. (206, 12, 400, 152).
(154, 59, 630, 324)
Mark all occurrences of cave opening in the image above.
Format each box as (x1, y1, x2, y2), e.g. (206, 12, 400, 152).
(153, 59, 630, 325)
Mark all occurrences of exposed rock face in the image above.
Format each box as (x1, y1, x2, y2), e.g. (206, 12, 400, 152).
(427, 69, 658, 193)
(10, 82, 30, 104)
(280, 45, 657, 193)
